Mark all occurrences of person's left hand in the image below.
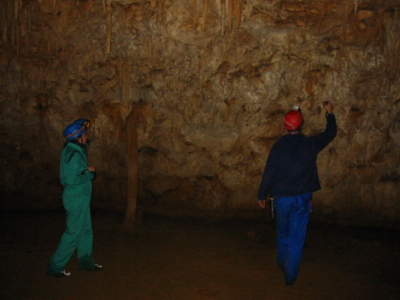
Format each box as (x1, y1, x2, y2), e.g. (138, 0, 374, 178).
(258, 200, 266, 209)
(88, 166, 96, 172)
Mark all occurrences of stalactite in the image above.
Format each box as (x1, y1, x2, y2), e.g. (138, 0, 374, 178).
(149, 37, 153, 64)
(369, 9, 385, 71)
(228, 0, 233, 33)
(142, 37, 153, 66)
(16, 20, 20, 58)
(14, 0, 20, 21)
(102, 0, 106, 15)
(220, 0, 225, 36)
(124, 102, 147, 227)
(11, 19, 15, 45)
(343, 4, 353, 43)
(119, 57, 131, 105)
(25, 6, 30, 54)
(23, 22, 27, 54)
(192, 0, 199, 24)
(384, 9, 400, 96)
(150, 0, 157, 8)
(85, 45, 94, 78)
(135, 102, 148, 133)
(105, 1, 112, 54)
(3, 0, 11, 44)
(27, 3, 30, 32)
(377, 9, 385, 52)
(160, 0, 166, 28)
(124, 109, 138, 227)
(3, 27, 6, 43)
(199, 0, 209, 31)
(120, 5, 127, 28)
(0, 4, 5, 42)
(46, 25, 50, 53)
(353, 0, 359, 15)
(317, 9, 326, 33)
(234, 0, 242, 29)
(102, 101, 124, 142)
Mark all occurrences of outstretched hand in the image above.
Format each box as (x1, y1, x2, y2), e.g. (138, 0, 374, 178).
(323, 100, 334, 114)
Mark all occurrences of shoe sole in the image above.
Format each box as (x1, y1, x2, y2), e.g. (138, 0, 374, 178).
(46, 272, 71, 278)
(80, 265, 103, 272)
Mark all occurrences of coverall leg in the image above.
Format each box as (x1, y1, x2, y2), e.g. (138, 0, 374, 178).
(77, 202, 95, 270)
(275, 193, 311, 284)
(47, 191, 94, 274)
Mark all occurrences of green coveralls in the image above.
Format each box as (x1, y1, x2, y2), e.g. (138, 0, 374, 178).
(47, 142, 96, 275)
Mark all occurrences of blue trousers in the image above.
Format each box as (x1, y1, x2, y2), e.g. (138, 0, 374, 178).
(274, 193, 312, 284)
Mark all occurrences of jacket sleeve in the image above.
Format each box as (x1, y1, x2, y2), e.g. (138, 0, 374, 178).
(312, 113, 337, 153)
(61, 151, 95, 186)
(257, 145, 279, 200)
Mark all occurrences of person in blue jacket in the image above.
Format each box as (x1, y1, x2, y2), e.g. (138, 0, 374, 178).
(258, 101, 336, 286)
(47, 120, 102, 277)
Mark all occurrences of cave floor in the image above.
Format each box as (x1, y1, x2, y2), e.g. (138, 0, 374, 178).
(1, 210, 399, 300)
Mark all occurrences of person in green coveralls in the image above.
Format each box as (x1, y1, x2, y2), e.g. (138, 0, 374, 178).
(47, 120, 102, 278)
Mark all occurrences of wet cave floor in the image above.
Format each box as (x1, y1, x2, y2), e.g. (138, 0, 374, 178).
(1, 210, 399, 300)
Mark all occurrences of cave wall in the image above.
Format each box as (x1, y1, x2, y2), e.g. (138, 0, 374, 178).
(0, 0, 399, 226)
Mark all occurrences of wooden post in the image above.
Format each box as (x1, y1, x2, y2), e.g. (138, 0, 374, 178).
(123, 109, 138, 227)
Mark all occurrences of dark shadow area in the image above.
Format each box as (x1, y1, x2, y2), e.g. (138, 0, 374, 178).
(1, 209, 399, 300)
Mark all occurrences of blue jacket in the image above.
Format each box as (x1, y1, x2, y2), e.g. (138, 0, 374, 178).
(258, 113, 337, 199)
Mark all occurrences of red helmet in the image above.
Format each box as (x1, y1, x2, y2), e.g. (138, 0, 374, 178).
(283, 110, 303, 130)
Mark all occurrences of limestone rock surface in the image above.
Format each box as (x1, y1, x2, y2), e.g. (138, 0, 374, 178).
(0, 0, 399, 226)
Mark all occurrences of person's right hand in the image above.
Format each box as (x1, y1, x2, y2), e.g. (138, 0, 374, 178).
(323, 100, 333, 114)
(88, 166, 96, 172)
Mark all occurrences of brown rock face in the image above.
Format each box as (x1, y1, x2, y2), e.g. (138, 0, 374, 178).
(0, 0, 399, 226)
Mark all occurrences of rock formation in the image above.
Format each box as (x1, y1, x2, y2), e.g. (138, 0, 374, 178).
(0, 0, 399, 227)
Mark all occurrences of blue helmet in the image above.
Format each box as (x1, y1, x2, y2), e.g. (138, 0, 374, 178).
(64, 123, 86, 141)
(73, 118, 91, 129)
